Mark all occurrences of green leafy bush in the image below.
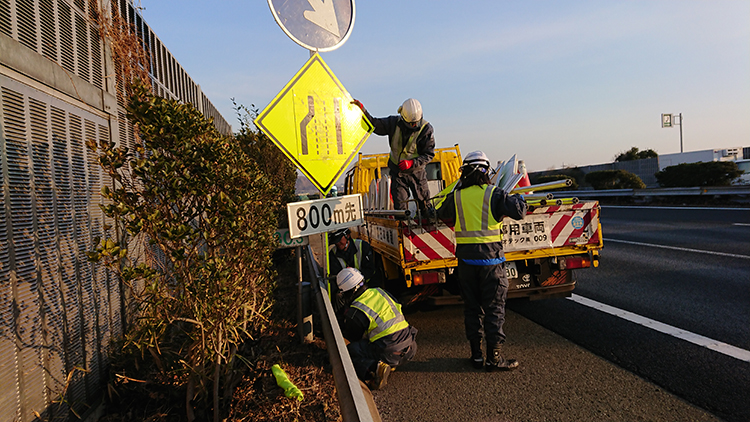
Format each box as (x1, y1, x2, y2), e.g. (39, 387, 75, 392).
(585, 170, 646, 190)
(233, 101, 297, 225)
(614, 147, 658, 162)
(655, 161, 743, 187)
(88, 81, 294, 419)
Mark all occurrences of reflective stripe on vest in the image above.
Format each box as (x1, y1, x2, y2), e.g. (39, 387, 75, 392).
(351, 288, 409, 342)
(390, 121, 428, 165)
(454, 184, 503, 244)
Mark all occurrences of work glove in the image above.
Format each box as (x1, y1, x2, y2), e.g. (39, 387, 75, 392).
(351, 99, 365, 112)
(398, 159, 413, 171)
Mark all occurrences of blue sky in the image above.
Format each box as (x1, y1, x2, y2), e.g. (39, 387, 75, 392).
(139, 0, 749, 173)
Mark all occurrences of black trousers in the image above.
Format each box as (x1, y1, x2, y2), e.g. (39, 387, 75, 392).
(391, 167, 430, 211)
(457, 261, 508, 346)
(347, 326, 418, 381)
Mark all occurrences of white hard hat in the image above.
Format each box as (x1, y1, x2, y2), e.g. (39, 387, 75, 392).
(398, 98, 422, 123)
(336, 267, 364, 292)
(462, 151, 491, 169)
(328, 227, 350, 244)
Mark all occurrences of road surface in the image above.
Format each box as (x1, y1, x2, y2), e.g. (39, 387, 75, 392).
(372, 206, 749, 422)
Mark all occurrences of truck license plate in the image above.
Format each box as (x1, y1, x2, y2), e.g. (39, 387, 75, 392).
(505, 262, 518, 279)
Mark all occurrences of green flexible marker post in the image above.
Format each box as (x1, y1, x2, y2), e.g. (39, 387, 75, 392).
(272, 364, 303, 401)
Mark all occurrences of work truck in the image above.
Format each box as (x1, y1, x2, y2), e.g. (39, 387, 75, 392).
(342, 144, 603, 302)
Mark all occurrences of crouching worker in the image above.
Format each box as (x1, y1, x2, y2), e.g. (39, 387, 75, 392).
(335, 268, 418, 390)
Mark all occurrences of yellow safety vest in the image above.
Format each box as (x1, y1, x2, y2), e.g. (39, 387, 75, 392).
(351, 288, 409, 342)
(390, 121, 428, 166)
(454, 184, 503, 244)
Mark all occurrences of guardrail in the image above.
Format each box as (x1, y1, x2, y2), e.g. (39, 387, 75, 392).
(549, 185, 750, 198)
(302, 245, 380, 422)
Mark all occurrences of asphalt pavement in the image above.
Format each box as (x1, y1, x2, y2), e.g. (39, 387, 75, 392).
(372, 305, 721, 422)
(372, 206, 749, 422)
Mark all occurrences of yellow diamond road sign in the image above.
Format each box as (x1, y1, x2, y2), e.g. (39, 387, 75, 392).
(254, 53, 374, 194)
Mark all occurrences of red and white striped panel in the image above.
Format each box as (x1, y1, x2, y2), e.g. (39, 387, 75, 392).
(532, 202, 599, 247)
(401, 202, 600, 259)
(501, 202, 600, 252)
(549, 202, 600, 247)
(402, 225, 456, 262)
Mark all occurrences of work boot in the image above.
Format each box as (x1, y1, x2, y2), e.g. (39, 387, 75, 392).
(485, 344, 519, 372)
(368, 361, 391, 390)
(470, 339, 484, 369)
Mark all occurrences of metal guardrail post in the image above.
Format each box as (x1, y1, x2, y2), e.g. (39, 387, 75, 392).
(303, 246, 379, 422)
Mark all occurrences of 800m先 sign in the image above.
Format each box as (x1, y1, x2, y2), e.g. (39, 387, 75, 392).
(287, 194, 364, 239)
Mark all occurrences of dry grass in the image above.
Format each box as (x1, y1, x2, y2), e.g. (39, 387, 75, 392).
(99, 250, 340, 422)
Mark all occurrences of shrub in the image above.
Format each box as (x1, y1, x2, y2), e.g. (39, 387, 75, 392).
(655, 161, 743, 187)
(614, 147, 658, 162)
(233, 101, 297, 226)
(585, 170, 646, 190)
(88, 81, 293, 420)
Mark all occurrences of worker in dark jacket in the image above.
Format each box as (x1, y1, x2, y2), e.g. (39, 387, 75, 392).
(335, 268, 418, 390)
(328, 228, 378, 286)
(436, 151, 527, 371)
(351, 98, 436, 215)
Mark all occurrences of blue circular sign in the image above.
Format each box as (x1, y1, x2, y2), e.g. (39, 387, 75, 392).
(268, 0, 355, 52)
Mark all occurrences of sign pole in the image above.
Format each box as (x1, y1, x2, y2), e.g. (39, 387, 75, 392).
(679, 113, 683, 153)
(325, 231, 332, 299)
(297, 245, 313, 343)
(321, 186, 332, 301)
(661, 112, 683, 153)
(264, 0, 362, 331)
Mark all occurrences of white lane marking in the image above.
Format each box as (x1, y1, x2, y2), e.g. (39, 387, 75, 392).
(734, 223, 750, 227)
(603, 238, 750, 260)
(568, 294, 750, 363)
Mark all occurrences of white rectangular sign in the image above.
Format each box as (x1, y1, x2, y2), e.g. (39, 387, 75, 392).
(661, 113, 673, 128)
(287, 194, 364, 239)
(501, 214, 553, 252)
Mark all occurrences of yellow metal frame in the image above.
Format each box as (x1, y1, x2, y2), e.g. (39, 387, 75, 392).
(345, 145, 463, 195)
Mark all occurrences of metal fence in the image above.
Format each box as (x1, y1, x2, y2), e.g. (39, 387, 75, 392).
(0, 1, 229, 420)
(550, 185, 750, 198)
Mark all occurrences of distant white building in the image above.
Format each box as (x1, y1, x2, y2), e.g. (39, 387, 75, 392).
(659, 147, 746, 170)
(659, 147, 750, 184)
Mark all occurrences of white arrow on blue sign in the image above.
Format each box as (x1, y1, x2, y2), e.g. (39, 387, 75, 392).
(268, 0, 356, 52)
